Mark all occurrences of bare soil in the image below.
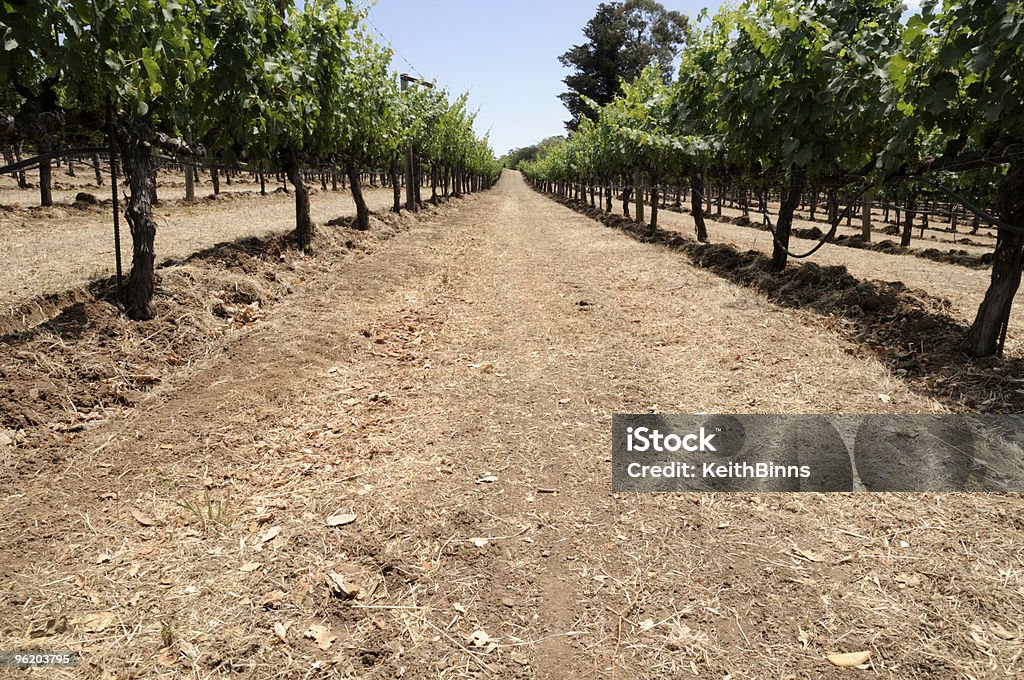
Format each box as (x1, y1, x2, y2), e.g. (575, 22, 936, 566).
(1, 171, 1022, 679)
(0, 167, 396, 312)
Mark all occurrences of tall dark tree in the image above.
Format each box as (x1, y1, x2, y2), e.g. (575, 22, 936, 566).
(558, 0, 687, 130)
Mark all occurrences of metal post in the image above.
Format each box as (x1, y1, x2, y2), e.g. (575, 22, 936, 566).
(400, 73, 434, 213)
(184, 162, 195, 202)
(109, 148, 122, 288)
(106, 99, 123, 288)
(401, 74, 416, 212)
(861, 189, 873, 242)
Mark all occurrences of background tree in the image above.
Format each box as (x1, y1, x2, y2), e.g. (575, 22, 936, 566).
(503, 136, 565, 169)
(558, 0, 686, 130)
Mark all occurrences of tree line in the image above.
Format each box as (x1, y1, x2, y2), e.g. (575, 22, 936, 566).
(522, 0, 1023, 358)
(1, 0, 500, 319)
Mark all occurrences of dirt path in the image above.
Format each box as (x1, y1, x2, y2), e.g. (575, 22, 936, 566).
(1, 171, 1021, 678)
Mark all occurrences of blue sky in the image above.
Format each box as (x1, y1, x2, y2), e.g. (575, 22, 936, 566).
(363, 1, 712, 156)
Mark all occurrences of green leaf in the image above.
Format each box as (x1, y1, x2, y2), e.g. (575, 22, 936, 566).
(904, 15, 927, 43)
(142, 54, 159, 81)
(887, 53, 911, 88)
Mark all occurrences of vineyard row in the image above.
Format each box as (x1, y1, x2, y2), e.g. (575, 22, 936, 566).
(1, 0, 502, 319)
(521, 0, 1023, 358)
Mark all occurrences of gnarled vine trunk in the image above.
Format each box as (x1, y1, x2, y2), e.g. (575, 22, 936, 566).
(771, 170, 805, 271)
(649, 177, 659, 231)
(900, 193, 918, 247)
(37, 142, 53, 207)
(861, 190, 873, 242)
(634, 170, 645, 224)
(963, 162, 1024, 357)
(117, 117, 158, 320)
(827, 189, 838, 226)
(390, 161, 402, 212)
(13, 145, 28, 188)
(346, 160, 370, 230)
(691, 175, 708, 243)
(281, 146, 313, 250)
